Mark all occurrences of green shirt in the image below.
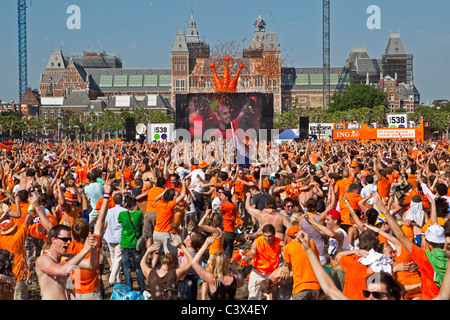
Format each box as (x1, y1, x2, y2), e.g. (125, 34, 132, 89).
(118, 210, 144, 249)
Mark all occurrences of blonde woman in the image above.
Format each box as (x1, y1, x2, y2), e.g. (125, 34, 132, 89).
(185, 236, 244, 300)
(198, 209, 225, 299)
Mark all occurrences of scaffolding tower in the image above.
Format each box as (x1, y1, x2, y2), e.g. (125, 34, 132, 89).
(17, 0, 28, 102)
(322, 0, 330, 109)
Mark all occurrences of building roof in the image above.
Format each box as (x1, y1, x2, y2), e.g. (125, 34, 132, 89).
(186, 10, 200, 44)
(19, 88, 40, 105)
(281, 67, 349, 91)
(172, 30, 189, 53)
(64, 51, 122, 69)
(106, 95, 142, 109)
(86, 100, 107, 113)
(142, 94, 174, 112)
(356, 58, 382, 76)
(45, 50, 66, 71)
(40, 73, 62, 84)
(384, 33, 406, 56)
(85, 68, 172, 94)
(63, 90, 91, 107)
(344, 48, 371, 69)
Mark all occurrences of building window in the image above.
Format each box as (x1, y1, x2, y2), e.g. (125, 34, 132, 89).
(113, 75, 128, 87)
(68, 85, 74, 95)
(268, 79, 277, 90)
(295, 74, 309, 86)
(190, 78, 198, 88)
(50, 110, 55, 117)
(43, 110, 48, 117)
(144, 75, 158, 87)
(254, 77, 262, 88)
(310, 74, 323, 85)
(159, 75, 171, 87)
(99, 75, 113, 87)
(62, 88, 67, 97)
(389, 94, 394, 101)
(175, 79, 185, 92)
(129, 75, 143, 87)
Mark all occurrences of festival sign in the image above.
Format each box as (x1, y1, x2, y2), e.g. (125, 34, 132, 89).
(147, 123, 175, 142)
(387, 114, 408, 128)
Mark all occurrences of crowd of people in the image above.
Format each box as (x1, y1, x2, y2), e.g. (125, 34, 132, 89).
(1, 136, 450, 301)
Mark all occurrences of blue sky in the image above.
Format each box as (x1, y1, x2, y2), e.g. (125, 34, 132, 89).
(1, 0, 449, 105)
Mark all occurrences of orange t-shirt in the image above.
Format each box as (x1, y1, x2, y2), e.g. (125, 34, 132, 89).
(209, 176, 219, 199)
(377, 176, 391, 200)
(340, 254, 374, 300)
(170, 200, 187, 235)
(394, 243, 421, 299)
(407, 174, 418, 189)
(67, 234, 102, 294)
(154, 200, 177, 233)
(0, 224, 29, 282)
(209, 228, 225, 256)
(252, 235, 282, 275)
(335, 177, 354, 199)
(232, 178, 249, 200)
(11, 202, 30, 228)
(284, 240, 320, 294)
(339, 192, 363, 226)
(122, 167, 134, 182)
(145, 186, 165, 213)
(411, 245, 440, 300)
(220, 202, 238, 233)
(75, 165, 88, 184)
(217, 180, 232, 192)
(94, 197, 115, 211)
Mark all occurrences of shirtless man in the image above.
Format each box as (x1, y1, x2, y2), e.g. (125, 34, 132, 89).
(244, 192, 292, 241)
(35, 224, 98, 300)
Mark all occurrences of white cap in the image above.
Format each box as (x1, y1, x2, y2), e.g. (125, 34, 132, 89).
(425, 225, 446, 244)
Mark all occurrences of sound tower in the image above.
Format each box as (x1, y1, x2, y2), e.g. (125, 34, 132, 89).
(299, 116, 309, 140)
(125, 117, 136, 142)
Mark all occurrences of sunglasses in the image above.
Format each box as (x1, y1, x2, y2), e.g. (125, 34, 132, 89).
(56, 237, 72, 243)
(362, 290, 388, 299)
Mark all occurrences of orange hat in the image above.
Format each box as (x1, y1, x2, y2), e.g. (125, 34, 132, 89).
(29, 215, 58, 240)
(0, 220, 16, 235)
(287, 226, 300, 237)
(198, 160, 208, 168)
(350, 161, 358, 167)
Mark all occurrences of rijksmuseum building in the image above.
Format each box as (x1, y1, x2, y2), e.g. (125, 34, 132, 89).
(19, 11, 420, 118)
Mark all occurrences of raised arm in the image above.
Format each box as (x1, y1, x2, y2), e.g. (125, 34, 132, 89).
(373, 193, 413, 253)
(297, 230, 349, 300)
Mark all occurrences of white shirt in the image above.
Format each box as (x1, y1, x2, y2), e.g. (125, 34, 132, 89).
(186, 168, 206, 193)
(211, 196, 222, 211)
(103, 204, 126, 244)
(361, 183, 377, 204)
(176, 166, 190, 180)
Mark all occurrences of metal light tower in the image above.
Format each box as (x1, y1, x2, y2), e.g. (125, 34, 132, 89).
(322, 0, 330, 110)
(18, 0, 28, 102)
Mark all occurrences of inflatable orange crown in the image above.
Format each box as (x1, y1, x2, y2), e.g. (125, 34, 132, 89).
(209, 56, 245, 92)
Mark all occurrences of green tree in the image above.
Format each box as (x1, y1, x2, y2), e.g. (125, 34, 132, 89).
(327, 84, 387, 113)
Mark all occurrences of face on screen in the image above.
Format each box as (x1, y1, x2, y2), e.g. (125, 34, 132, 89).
(187, 93, 261, 136)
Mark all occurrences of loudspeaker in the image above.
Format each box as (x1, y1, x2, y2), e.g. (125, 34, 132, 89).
(125, 117, 136, 142)
(175, 94, 189, 130)
(299, 116, 309, 140)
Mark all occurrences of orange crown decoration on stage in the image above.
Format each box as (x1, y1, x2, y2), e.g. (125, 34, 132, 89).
(209, 56, 245, 92)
